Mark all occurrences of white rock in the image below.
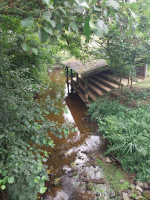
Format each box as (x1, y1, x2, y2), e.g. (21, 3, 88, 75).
(136, 181, 144, 189)
(119, 179, 124, 183)
(135, 185, 143, 193)
(143, 182, 149, 189)
(105, 156, 112, 163)
(122, 192, 130, 200)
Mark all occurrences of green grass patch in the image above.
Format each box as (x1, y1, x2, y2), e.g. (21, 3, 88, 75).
(96, 159, 130, 193)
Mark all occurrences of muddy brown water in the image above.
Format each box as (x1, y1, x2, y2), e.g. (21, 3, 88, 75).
(40, 68, 108, 200)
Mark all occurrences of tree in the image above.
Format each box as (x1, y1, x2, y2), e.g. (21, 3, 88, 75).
(90, 0, 150, 87)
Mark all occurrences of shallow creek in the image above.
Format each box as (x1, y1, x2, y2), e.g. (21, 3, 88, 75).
(40, 68, 110, 200)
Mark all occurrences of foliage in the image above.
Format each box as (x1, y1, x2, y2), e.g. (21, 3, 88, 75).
(88, 94, 150, 182)
(0, 15, 73, 199)
(0, 0, 139, 57)
(90, 0, 150, 81)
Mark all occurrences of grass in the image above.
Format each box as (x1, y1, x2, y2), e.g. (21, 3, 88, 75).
(96, 159, 131, 194)
(133, 66, 150, 88)
(133, 77, 150, 88)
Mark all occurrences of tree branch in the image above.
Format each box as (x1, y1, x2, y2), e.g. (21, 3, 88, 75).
(95, 40, 109, 52)
(0, 11, 27, 18)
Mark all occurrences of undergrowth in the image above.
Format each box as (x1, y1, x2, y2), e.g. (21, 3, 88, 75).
(88, 91, 150, 182)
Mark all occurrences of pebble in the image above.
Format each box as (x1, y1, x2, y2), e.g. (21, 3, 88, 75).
(143, 182, 149, 190)
(117, 190, 122, 196)
(136, 196, 144, 200)
(119, 179, 124, 183)
(68, 173, 73, 177)
(136, 181, 144, 189)
(122, 192, 130, 200)
(86, 182, 93, 190)
(143, 190, 150, 199)
(105, 156, 112, 163)
(110, 191, 116, 198)
(127, 189, 134, 195)
(135, 189, 142, 196)
(135, 185, 143, 193)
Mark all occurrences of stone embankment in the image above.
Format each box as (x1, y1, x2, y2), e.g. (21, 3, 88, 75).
(120, 181, 150, 200)
(105, 156, 150, 200)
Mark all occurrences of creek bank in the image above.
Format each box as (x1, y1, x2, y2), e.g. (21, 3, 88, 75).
(64, 150, 150, 200)
(62, 112, 150, 200)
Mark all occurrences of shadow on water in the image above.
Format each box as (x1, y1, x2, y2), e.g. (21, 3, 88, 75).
(40, 68, 107, 200)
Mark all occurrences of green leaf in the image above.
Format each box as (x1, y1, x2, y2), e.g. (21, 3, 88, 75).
(49, 20, 56, 27)
(129, 3, 138, 10)
(109, 9, 116, 19)
(3, 176, 8, 184)
(21, 43, 31, 51)
(75, 0, 85, 3)
(89, 19, 98, 29)
(42, 158, 47, 162)
(42, 11, 51, 21)
(94, 5, 102, 11)
(2, 170, 8, 176)
(76, 6, 84, 13)
(41, 176, 47, 181)
(79, 1, 89, 8)
(76, 0, 89, 8)
(21, 17, 34, 28)
(40, 186, 47, 194)
(64, 1, 71, 7)
(70, 21, 78, 31)
(83, 17, 90, 40)
(1, 185, 6, 190)
(128, 0, 136, 3)
(131, 11, 140, 18)
(34, 176, 40, 183)
(59, 7, 66, 14)
(43, 27, 53, 35)
(8, 177, 14, 184)
(38, 28, 48, 43)
(43, 0, 51, 6)
(105, 0, 119, 10)
(94, 20, 108, 37)
(115, 13, 119, 22)
(104, 10, 109, 17)
(32, 48, 38, 55)
(64, 110, 68, 114)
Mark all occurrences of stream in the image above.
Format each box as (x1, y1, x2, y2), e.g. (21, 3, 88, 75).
(40, 68, 110, 200)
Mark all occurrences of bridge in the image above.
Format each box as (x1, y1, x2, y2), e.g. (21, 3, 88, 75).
(62, 58, 145, 104)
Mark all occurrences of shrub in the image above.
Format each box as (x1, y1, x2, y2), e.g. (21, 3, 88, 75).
(88, 96, 150, 181)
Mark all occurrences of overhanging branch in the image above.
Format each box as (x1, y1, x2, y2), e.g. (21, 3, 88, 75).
(0, 11, 27, 18)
